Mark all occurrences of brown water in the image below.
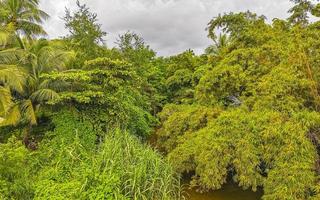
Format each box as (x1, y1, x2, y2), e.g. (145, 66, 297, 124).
(147, 135, 262, 200)
(184, 183, 262, 200)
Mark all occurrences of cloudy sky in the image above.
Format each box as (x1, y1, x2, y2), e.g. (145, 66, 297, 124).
(39, 0, 294, 56)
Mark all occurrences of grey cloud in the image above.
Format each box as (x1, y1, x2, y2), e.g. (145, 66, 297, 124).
(40, 0, 295, 56)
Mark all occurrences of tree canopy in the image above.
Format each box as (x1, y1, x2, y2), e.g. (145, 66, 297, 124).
(1, 0, 320, 199)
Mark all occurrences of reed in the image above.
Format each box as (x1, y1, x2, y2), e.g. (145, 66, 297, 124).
(96, 130, 182, 200)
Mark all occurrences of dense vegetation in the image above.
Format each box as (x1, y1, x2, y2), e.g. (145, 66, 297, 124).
(1, 0, 320, 199)
(0, 0, 179, 199)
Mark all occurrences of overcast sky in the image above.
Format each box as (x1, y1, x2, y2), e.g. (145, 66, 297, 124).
(39, 0, 294, 56)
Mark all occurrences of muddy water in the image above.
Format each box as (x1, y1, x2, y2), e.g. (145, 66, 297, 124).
(184, 182, 262, 200)
(147, 135, 262, 200)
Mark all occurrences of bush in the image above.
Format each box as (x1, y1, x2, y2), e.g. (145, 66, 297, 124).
(0, 110, 181, 200)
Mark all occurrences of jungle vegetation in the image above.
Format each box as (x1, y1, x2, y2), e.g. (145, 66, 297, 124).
(1, 0, 320, 199)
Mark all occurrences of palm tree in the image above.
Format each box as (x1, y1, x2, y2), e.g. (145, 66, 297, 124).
(0, 0, 49, 48)
(0, 39, 71, 146)
(0, 28, 26, 124)
(205, 34, 230, 57)
(0, 0, 61, 146)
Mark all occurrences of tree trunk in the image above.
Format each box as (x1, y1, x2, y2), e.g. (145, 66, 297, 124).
(23, 125, 37, 150)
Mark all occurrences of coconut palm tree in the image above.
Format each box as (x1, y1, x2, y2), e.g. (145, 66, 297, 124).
(0, 27, 26, 123)
(0, 0, 62, 146)
(0, 0, 49, 48)
(0, 39, 71, 146)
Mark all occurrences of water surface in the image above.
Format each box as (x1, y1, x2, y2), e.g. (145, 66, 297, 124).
(185, 183, 262, 200)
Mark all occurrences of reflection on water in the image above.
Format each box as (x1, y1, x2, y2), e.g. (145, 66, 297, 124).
(185, 183, 262, 200)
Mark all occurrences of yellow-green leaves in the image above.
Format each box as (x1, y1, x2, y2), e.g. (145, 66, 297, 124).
(159, 107, 319, 198)
(156, 9, 320, 199)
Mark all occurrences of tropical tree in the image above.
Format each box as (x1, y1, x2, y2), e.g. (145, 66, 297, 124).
(288, 0, 320, 25)
(115, 31, 166, 115)
(43, 57, 154, 137)
(205, 34, 230, 57)
(0, 0, 49, 48)
(0, 27, 25, 128)
(63, 0, 106, 68)
(164, 50, 205, 104)
(0, 39, 71, 147)
(0, 0, 51, 137)
(157, 9, 320, 199)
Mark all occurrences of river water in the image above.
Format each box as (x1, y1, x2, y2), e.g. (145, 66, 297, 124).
(184, 182, 262, 200)
(147, 136, 262, 200)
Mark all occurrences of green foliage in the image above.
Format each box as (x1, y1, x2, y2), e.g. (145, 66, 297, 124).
(95, 130, 181, 200)
(288, 0, 320, 25)
(43, 57, 154, 136)
(3, 0, 320, 199)
(32, 111, 108, 200)
(164, 50, 205, 104)
(0, 1, 181, 199)
(0, 137, 34, 199)
(63, 1, 107, 68)
(0, 39, 70, 133)
(160, 108, 319, 198)
(157, 104, 222, 153)
(115, 32, 167, 115)
(156, 8, 320, 200)
(0, 0, 49, 44)
(116, 31, 156, 67)
(0, 110, 181, 200)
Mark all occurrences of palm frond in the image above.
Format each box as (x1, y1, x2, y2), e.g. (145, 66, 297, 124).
(39, 79, 70, 92)
(0, 64, 26, 93)
(0, 48, 23, 63)
(30, 88, 59, 103)
(19, 8, 49, 23)
(17, 20, 47, 38)
(20, 99, 37, 125)
(0, 103, 21, 127)
(0, 86, 13, 116)
(0, 30, 10, 46)
(38, 47, 73, 72)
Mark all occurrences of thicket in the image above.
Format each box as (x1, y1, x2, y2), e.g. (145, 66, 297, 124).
(156, 1, 320, 199)
(2, 0, 320, 199)
(0, 111, 181, 199)
(0, 0, 180, 199)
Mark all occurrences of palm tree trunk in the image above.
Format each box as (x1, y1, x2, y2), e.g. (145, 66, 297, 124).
(23, 124, 32, 148)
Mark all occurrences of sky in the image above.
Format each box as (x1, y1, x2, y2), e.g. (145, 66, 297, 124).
(39, 0, 294, 56)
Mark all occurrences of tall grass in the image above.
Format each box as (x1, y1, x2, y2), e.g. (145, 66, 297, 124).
(96, 130, 182, 200)
(0, 111, 182, 199)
